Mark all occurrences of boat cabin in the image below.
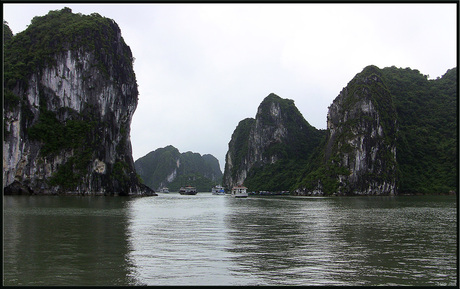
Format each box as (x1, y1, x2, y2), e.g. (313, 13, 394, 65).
(231, 186, 248, 198)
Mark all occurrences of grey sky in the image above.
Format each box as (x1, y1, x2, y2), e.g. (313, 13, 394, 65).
(3, 3, 457, 171)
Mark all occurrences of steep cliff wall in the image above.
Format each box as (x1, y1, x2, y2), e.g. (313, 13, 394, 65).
(323, 65, 398, 195)
(3, 8, 154, 195)
(292, 65, 456, 196)
(223, 67, 455, 195)
(222, 118, 255, 188)
(223, 93, 325, 191)
(135, 145, 223, 192)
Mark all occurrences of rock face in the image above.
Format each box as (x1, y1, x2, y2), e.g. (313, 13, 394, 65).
(3, 8, 154, 195)
(223, 69, 400, 195)
(222, 65, 457, 195)
(223, 93, 325, 191)
(295, 65, 457, 195)
(135, 145, 223, 192)
(323, 65, 398, 195)
(222, 118, 255, 188)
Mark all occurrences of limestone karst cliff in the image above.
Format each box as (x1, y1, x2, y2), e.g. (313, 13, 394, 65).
(223, 93, 325, 191)
(134, 145, 223, 192)
(296, 65, 457, 195)
(302, 65, 398, 195)
(224, 66, 456, 195)
(3, 8, 154, 195)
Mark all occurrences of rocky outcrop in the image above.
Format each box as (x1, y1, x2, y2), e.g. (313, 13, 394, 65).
(326, 65, 397, 194)
(222, 118, 255, 188)
(134, 145, 223, 192)
(223, 66, 457, 195)
(296, 65, 398, 196)
(3, 8, 155, 195)
(223, 93, 325, 191)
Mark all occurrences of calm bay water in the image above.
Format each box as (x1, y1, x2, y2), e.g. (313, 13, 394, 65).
(3, 194, 458, 286)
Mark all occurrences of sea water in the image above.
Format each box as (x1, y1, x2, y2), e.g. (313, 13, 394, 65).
(3, 194, 457, 286)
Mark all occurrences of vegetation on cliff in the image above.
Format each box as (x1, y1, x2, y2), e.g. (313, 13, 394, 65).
(225, 66, 456, 195)
(4, 7, 135, 92)
(295, 65, 398, 195)
(381, 66, 457, 194)
(226, 118, 255, 178)
(223, 93, 326, 191)
(3, 20, 13, 43)
(293, 66, 456, 195)
(3, 8, 149, 195)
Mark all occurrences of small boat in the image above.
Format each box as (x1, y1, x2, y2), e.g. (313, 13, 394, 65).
(212, 185, 225, 195)
(159, 187, 169, 193)
(231, 185, 248, 198)
(179, 186, 197, 195)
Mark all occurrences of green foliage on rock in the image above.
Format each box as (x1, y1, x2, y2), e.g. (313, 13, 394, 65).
(224, 93, 326, 192)
(296, 65, 456, 195)
(28, 106, 96, 156)
(48, 148, 93, 190)
(226, 66, 456, 195)
(227, 118, 255, 178)
(258, 94, 325, 161)
(3, 8, 143, 194)
(244, 160, 307, 192)
(4, 7, 135, 91)
(381, 66, 457, 194)
(3, 21, 13, 43)
(111, 161, 131, 188)
(134, 145, 181, 189)
(167, 173, 218, 192)
(27, 105, 97, 190)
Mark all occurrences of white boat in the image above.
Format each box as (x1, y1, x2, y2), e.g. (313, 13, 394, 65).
(231, 186, 248, 198)
(212, 185, 225, 195)
(179, 186, 197, 195)
(159, 187, 169, 193)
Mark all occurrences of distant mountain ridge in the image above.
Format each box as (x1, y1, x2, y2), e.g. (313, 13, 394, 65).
(134, 145, 223, 192)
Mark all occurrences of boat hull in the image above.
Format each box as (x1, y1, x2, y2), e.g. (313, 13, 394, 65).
(179, 186, 197, 195)
(232, 193, 248, 198)
(179, 192, 197, 195)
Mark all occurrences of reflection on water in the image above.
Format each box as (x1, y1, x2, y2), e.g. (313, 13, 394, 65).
(3, 194, 457, 286)
(3, 196, 135, 286)
(224, 197, 338, 285)
(125, 194, 243, 285)
(126, 194, 457, 286)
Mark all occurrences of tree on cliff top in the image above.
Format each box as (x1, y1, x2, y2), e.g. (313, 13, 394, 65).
(4, 7, 135, 92)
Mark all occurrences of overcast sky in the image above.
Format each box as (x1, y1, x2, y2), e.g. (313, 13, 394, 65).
(3, 3, 457, 171)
